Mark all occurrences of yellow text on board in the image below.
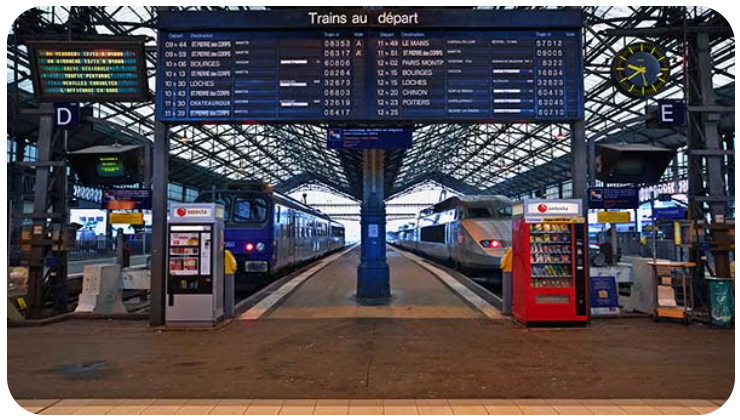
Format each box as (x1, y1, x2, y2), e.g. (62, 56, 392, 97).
(597, 211, 631, 224)
(110, 212, 144, 225)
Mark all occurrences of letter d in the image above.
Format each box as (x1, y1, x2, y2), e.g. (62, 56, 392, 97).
(57, 108, 72, 126)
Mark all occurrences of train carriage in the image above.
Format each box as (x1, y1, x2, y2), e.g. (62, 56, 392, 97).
(395, 195, 512, 281)
(195, 185, 344, 290)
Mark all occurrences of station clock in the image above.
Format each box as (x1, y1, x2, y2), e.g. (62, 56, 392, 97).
(611, 42, 670, 98)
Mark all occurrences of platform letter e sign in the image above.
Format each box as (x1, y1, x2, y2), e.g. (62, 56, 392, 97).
(54, 102, 80, 129)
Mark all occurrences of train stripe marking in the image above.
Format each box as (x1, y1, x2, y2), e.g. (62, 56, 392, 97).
(398, 249, 505, 320)
(239, 245, 357, 320)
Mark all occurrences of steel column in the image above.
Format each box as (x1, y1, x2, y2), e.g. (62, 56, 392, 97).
(357, 149, 390, 299)
(150, 121, 169, 326)
(570, 119, 587, 215)
(687, 32, 730, 278)
(25, 103, 55, 319)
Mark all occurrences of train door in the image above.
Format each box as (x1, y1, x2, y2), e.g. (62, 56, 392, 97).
(449, 208, 463, 263)
(287, 209, 296, 266)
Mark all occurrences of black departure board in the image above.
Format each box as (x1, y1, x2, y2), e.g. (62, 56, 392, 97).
(27, 39, 149, 102)
(156, 10, 583, 123)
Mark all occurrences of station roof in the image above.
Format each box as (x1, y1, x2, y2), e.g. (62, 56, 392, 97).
(6, 6, 735, 201)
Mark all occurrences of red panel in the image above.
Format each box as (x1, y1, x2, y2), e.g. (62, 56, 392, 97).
(512, 220, 589, 325)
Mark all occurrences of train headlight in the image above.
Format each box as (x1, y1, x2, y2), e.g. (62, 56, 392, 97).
(256, 242, 266, 252)
(244, 242, 255, 252)
(480, 239, 503, 248)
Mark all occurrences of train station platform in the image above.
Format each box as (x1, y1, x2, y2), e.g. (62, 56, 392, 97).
(240, 245, 502, 320)
(7, 246, 734, 413)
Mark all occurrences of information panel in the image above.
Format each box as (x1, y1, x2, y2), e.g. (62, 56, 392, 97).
(27, 39, 149, 102)
(156, 10, 582, 123)
(327, 126, 413, 150)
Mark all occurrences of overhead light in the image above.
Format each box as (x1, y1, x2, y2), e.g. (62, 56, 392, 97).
(555, 128, 569, 141)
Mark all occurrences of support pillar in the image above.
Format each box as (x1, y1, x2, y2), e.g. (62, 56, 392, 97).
(26, 103, 55, 319)
(150, 121, 169, 326)
(687, 32, 731, 278)
(357, 149, 390, 299)
(570, 119, 588, 216)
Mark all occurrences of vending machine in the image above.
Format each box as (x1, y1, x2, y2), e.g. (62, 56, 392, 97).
(512, 199, 589, 325)
(166, 203, 225, 326)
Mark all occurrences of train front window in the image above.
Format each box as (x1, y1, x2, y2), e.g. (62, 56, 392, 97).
(498, 206, 513, 217)
(233, 197, 268, 224)
(468, 207, 492, 218)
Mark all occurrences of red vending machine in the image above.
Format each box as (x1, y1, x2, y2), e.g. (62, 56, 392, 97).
(512, 199, 589, 325)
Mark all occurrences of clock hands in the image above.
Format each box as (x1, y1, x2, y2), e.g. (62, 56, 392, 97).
(626, 63, 648, 83)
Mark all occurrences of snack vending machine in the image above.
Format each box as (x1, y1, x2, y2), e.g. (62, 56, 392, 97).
(512, 199, 589, 325)
(166, 203, 224, 326)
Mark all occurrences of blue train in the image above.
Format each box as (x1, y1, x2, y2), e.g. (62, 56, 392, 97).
(195, 184, 345, 290)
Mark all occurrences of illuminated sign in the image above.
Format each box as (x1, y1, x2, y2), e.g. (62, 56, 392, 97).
(110, 212, 144, 225)
(597, 211, 631, 224)
(102, 188, 152, 210)
(587, 187, 639, 209)
(27, 39, 149, 102)
(327, 126, 412, 149)
(96, 156, 125, 178)
(67, 144, 144, 186)
(156, 9, 583, 123)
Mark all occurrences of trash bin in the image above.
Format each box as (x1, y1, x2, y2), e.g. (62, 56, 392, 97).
(123, 248, 131, 268)
(224, 249, 237, 318)
(501, 247, 513, 315)
(707, 277, 734, 328)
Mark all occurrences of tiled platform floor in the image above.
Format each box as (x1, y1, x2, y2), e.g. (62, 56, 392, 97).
(16, 398, 727, 415)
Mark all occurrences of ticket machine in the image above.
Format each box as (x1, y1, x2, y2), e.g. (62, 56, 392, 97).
(166, 203, 224, 326)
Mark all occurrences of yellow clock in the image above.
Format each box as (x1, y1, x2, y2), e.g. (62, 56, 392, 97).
(611, 42, 670, 98)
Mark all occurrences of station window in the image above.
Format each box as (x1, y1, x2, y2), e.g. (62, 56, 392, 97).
(23, 144, 38, 162)
(7, 138, 14, 162)
(561, 181, 572, 199)
(167, 183, 183, 201)
(184, 188, 199, 203)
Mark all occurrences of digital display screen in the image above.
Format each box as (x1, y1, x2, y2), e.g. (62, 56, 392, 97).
(96, 156, 125, 178)
(327, 126, 413, 149)
(27, 39, 149, 102)
(156, 10, 582, 123)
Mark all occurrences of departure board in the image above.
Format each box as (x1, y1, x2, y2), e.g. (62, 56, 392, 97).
(156, 10, 583, 123)
(28, 40, 149, 102)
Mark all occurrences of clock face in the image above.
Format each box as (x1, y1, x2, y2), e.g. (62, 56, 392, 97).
(611, 42, 670, 98)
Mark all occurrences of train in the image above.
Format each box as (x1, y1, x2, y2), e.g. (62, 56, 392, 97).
(389, 195, 513, 281)
(195, 184, 345, 290)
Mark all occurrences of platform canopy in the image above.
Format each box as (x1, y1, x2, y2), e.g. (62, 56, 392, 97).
(6, 6, 734, 201)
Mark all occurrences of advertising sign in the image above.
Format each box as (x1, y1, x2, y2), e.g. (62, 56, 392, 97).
(587, 187, 639, 209)
(597, 211, 631, 224)
(654, 207, 686, 220)
(590, 276, 620, 315)
(103, 188, 152, 210)
(110, 212, 144, 225)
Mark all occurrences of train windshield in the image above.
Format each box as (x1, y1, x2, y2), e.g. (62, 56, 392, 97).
(498, 206, 513, 217)
(194, 192, 268, 224)
(466, 204, 512, 219)
(232, 197, 268, 224)
(468, 207, 492, 218)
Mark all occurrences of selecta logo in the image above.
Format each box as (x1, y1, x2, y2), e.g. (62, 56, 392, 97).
(174, 207, 210, 217)
(537, 204, 548, 213)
